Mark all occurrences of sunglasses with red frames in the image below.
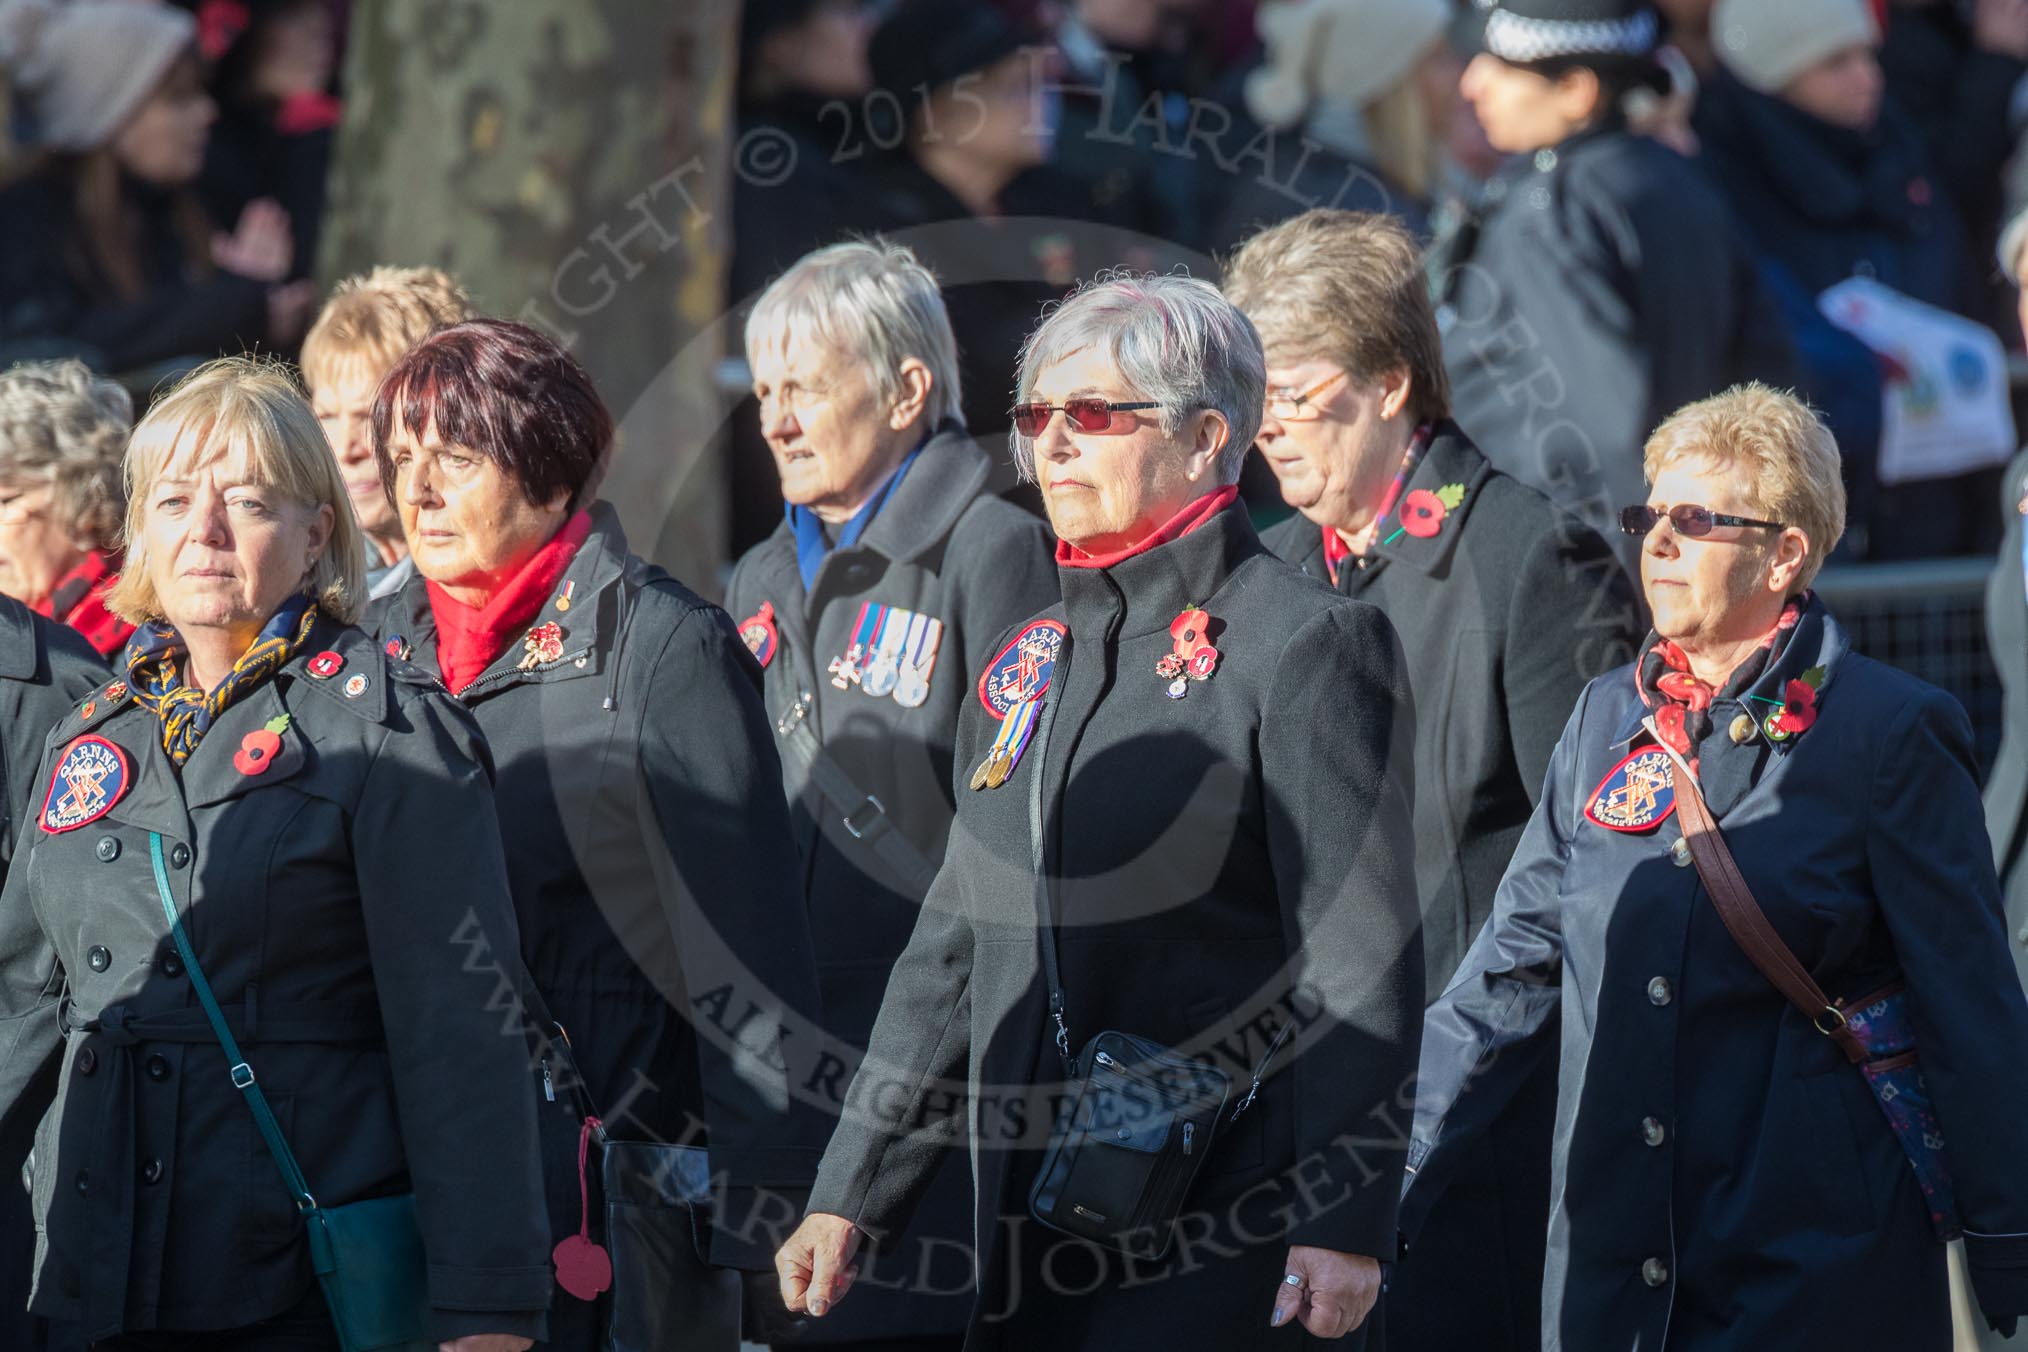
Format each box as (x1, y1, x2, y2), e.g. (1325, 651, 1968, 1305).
(1618, 504, 1786, 537)
(1009, 398, 1162, 437)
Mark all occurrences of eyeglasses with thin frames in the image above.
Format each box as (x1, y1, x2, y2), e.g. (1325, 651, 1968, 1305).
(1265, 369, 1349, 422)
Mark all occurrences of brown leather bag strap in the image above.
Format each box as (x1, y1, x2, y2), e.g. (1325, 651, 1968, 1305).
(1667, 746, 1869, 1065)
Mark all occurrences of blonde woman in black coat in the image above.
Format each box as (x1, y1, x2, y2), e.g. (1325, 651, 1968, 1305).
(0, 359, 551, 1350)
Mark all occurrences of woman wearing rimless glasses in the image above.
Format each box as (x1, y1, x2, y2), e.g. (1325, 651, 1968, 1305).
(1405, 383, 2028, 1351)
(780, 275, 1421, 1348)
(1225, 207, 1638, 1352)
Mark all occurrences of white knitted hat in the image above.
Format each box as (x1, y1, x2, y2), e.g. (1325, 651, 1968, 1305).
(1712, 0, 1879, 96)
(1245, 0, 1453, 130)
(1, 0, 198, 153)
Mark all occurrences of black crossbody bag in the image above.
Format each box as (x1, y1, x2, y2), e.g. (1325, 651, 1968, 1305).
(1019, 690, 1293, 1260)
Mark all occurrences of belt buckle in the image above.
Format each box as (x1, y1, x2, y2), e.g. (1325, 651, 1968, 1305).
(842, 796, 887, 840)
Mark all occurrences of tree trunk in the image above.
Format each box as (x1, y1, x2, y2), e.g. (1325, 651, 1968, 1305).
(319, 0, 737, 592)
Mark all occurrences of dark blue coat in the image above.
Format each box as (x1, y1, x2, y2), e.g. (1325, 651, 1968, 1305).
(1403, 597, 2028, 1349)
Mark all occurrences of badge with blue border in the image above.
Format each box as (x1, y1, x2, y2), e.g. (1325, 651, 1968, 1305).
(978, 620, 1066, 719)
(1584, 746, 1676, 833)
(41, 735, 132, 834)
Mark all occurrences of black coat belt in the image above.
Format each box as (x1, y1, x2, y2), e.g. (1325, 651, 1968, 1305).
(51, 998, 384, 1338)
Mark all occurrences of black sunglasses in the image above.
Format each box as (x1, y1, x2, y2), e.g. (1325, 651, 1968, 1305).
(1619, 504, 1786, 538)
(1010, 398, 1161, 437)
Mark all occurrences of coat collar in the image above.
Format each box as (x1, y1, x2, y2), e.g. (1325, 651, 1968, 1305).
(58, 612, 389, 743)
(0, 593, 43, 680)
(1365, 421, 1493, 577)
(1058, 498, 1264, 641)
(833, 423, 992, 569)
(387, 501, 630, 700)
(1609, 593, 1850, 754)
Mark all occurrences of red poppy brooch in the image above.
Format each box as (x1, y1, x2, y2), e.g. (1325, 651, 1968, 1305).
(233, 714, 291, 777)
(1386, 483, 1466, 543)
(519, 622, 566, 670)
(1762, 666, 1825, 743)
(1157, 606, 1220, 699)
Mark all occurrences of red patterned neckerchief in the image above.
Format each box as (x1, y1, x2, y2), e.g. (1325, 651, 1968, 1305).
(1322, 423, 1433, 586)
(1635, 594, 1806, 772)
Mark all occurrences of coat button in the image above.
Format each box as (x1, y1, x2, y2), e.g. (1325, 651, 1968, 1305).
(141, 1158, 164, 1185)
(94, 836, 120, 862)
(73, 1169, 88, 1196)
(1648, 976, 1673, 1006)
(168, 844, 191, 869)
(1728, 713, 1757, 745)
(86, 946, 110, 972)
(1670, 837, 1692, 868)
(1642, 1257, 1669, 1287)
(160, 952, 182, 979)
(145, 1055, 170, 1082)
(1641, 1116, 1667, 1147)
(74, 1047, 96, 1076)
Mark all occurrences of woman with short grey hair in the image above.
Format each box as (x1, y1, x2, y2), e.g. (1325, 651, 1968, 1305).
(778, 274, 1421, 1348)
(0, 358, 135, 654)
(730, 236, 1056, 1350)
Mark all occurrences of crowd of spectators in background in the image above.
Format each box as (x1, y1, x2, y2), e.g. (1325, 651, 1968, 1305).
(1, 0, 2027, 568)
(731, 0, 2028, 566)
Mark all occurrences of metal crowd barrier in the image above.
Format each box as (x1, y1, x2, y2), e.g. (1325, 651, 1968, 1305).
(1815, 558, 2005, 778)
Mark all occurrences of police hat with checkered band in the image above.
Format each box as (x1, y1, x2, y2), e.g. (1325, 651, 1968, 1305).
(1477, 0, 1661, 64)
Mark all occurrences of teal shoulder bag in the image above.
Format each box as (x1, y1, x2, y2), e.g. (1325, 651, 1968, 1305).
(149, 832, 432, 1352)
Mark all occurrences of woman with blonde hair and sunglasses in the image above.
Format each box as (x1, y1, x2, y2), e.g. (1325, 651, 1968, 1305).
(1406, 384, 2028, 1350)
(0, 357, 550, 1351)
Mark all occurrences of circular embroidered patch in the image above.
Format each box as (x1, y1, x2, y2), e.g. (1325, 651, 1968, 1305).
(1584, 747, 1677, 832)
(978, 620, 1066, 719)
(41, 735, 132, 834)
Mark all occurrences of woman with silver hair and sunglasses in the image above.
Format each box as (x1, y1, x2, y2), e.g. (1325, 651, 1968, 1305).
(777, 274, 1421, 1347)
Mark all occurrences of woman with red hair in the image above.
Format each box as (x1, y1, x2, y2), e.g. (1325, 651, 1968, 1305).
(369, 318, 828, 1349)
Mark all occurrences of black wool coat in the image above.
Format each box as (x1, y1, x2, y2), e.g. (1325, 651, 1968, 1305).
(1406, 599, 2028, 1350)
(1693, 71, 1976, 317)
(1259, 422, 1640, 991)
(0, 617, 552, 1343)
(1260, 424, 1638, 1352)
(371, 503, 830, 1350)
(725, 433, 1057, 1338)
(808, 502, 1424, 1350)
(1432, 127, 1790, 572)
(0, 172, 270, 374)
(0, 598, 104, 1350)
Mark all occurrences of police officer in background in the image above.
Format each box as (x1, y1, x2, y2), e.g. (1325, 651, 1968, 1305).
(727, 239, 1056, 1349)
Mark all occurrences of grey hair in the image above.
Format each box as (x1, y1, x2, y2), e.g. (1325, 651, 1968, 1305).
(1010, 271, 1266, 485)
(0, 358, 132, 551)
(744, 238, 964, 428)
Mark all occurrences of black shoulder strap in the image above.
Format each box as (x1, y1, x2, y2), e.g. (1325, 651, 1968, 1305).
(773, 701, 941, 897)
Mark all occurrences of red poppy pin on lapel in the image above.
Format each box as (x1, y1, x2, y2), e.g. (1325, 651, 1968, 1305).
(1160, 606, 1221, 699)
(1386, 483, 1466, 544)
(233, 715, 291, 777)
(1763, 666, 1824, 743)
(519, 622, 566, 670)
